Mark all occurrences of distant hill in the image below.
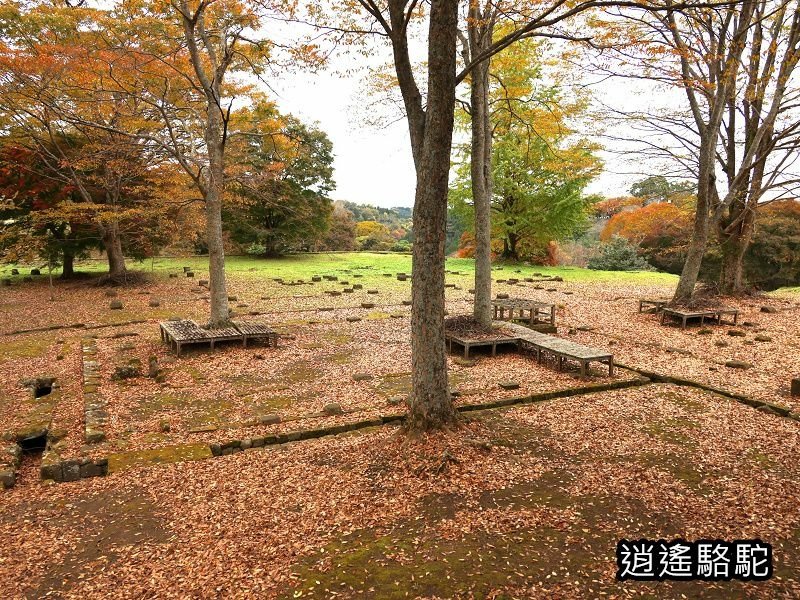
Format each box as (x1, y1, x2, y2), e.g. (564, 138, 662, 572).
(341, 201, 412, 232)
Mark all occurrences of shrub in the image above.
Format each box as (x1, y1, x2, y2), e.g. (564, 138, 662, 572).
(587, 236, 652, 271)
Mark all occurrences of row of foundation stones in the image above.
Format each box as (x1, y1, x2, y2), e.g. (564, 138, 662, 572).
(82, 337, 108, 444)
(25, 339, 111, 485)
(9, 372, 798, 487)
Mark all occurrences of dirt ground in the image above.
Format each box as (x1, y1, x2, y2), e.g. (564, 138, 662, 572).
(1, 257, 799, 598)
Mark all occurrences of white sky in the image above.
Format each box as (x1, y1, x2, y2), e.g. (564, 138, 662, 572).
(267, 26, 646, 209)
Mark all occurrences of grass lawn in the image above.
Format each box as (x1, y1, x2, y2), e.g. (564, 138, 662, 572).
(0, 251, 680, 286)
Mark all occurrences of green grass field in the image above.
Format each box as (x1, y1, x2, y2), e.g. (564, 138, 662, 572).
(0, 252, 680, 286)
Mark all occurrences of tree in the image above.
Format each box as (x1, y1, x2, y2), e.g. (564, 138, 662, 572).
(629, 176, 695, 205)
(320, 201, 357, 250)
(596, 0, 800, 302)
(451, 38, 599, 262)
(226, 104, 335, 256)
(587, 235, 651, 271)
(601, 200, 693, 271)
(0, 1, 286, 323)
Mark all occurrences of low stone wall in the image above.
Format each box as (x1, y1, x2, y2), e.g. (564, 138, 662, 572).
(40, 451, 108, 483)
(0, 444, 22, 489)
(82, 338, 108, 443)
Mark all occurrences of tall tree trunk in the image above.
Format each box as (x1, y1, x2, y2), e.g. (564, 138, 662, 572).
(406, 0, 460, 432)
(204, 122, 231, 328)
(102, 221, 127, 278)
(502, 233, 519, 261)
(717, 190, 757, 295)
(61, 250, 74, 279)
(718, 232, 749, 294)
(672, 137, 718, 304)
(468, 7, 494, 328)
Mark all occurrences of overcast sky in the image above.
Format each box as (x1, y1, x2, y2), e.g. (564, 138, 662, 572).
(268, 34, 642, 210)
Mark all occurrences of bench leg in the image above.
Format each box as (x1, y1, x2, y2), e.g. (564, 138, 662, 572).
(176, 342, 182, 357)
(491, 343, 497, 357)
(608, 357, 614, 376)
(580, 361, 586, 377)
(464, 344, 469, 359)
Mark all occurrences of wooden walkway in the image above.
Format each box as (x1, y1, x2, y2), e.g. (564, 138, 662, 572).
(492, 298, 556, 325)
(511, 326, 614, 376)
(446, 321, 614, 377)
(160, 320, 278, 355)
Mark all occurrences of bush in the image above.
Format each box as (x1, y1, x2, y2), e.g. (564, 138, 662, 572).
(587, 236, 652, 271)
(245, 242, 267, 256)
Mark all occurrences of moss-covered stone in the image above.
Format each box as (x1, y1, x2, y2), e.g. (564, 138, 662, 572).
(108, 443, 212, 474)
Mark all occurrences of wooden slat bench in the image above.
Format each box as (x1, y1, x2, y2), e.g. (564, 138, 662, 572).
(638, 298, 669, 313)
(516, 331, 614, 376)
(160, 320, 278, 355)
(446, 334, 520, 359)
(232, 321, 279, 348)
(660, 307, 739, 329)
(492, 298, 556, 325)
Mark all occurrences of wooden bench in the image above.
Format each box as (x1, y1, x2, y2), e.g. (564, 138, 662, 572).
(446, 321, 614, 377)
(445, 334, 520, 359)
(660, 307, 739, 329)
(492, 298, 556, 325)
(638, 298, 669, 313)
(516, 331, 614, 376)
(160, 320, 278, 356)
(232, 320, 279, 348)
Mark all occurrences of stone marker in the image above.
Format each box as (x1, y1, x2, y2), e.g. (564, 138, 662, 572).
(149, 298, 161, 307)
(367, 289, 379, 294)
(30, 268, 40, 275)
(725, 360, 753, 369)
(728, 330, 747, 337)
(105, 289, 118, 297)
(791, 378, 800, 397)
(169, 273, 178, 278)
(259, 414, 281, 425)
(186, 271, 194, 278)
(11, 268, 18, 275)
(346, 316, 362, 322)
(322, 403, 343, 416)
(109, 300, 123, 310)
(361, 302, 375, 309)
(402, 300, 412, 306)
(199, 280, 209, 286)
(760, 306, 779, 313)
(352, 373, 373, 381)
(183, 266, 191, 272)
(496, 293, 509, 299)
(499, 381, 520, 390)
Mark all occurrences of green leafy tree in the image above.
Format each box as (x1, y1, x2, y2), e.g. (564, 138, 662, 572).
(225, 108, 335, 256)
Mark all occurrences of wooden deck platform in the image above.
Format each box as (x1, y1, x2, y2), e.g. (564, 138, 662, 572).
(516, 330, 614, 376)
(160, 320, 278, 355)
(445, 333, 520, 359)
(659, 307, 739, 329)
(492, 298, 556, 325)
(446, 321, 614, 377)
